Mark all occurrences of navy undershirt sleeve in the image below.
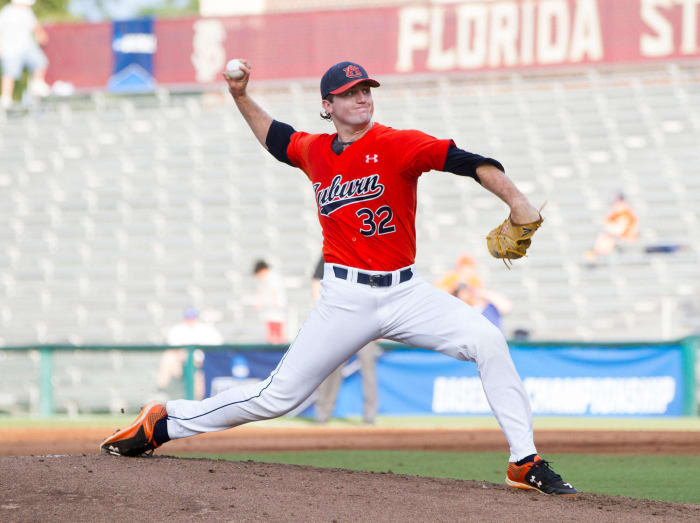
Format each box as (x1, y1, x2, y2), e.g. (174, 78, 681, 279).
(265, 120, 297, 167)
(443, 144, 504, 184)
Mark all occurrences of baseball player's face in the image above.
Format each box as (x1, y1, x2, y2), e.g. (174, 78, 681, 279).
(324, 83, 374, 127)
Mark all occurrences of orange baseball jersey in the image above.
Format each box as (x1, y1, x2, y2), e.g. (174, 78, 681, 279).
(287, 123, 452, 270)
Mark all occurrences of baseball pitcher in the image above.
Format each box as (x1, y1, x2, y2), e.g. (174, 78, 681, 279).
(101, 60, 576, 496)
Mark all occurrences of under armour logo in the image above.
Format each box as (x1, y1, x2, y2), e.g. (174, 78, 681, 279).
(366, 154, 378, 163)
(529, 475, 542, 488)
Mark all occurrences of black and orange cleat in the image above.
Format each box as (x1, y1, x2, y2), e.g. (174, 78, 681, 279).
(506, 455, 578, 496)
(100, 401, 167, 457)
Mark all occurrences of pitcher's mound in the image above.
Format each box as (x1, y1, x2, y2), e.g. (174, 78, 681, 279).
(2, 455, 699, 522)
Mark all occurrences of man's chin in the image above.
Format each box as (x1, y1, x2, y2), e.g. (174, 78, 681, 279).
(349, 115, 372, 126)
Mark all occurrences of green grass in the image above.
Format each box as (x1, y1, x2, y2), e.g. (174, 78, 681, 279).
(177, 451, 700, 505)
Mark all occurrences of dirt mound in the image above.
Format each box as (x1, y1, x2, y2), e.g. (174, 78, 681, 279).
(1, 455, 698, 522)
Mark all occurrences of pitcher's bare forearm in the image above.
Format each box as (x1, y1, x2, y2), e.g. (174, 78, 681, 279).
(222, 60, 273, 149)
(477, 164, 540, 224)
(233, 94, 273, 149)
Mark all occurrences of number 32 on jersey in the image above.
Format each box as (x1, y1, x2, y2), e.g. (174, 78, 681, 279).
(356, 206, 395, 237)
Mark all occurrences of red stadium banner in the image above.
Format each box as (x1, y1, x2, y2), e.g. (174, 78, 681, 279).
(44, 21, 112, 89)
(45, 0, 700, 90)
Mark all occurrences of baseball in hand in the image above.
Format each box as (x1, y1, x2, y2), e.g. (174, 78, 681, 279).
(225, 59, 245, 80)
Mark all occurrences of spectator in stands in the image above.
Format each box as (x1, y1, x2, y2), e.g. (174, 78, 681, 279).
(436, 254, 512, 331)
(311, 254, 378, 424)
(512, 328, 531, 341)
(0, 0, 51, 110)
(434, 254, 483, 294)
(158, 306, 223, 400)
(252, 259, 287, 344)
(586, 193, 639, 261)
(453, 283, 512, 332)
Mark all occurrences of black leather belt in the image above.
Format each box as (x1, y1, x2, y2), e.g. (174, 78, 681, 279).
(333, 266, 413, 287)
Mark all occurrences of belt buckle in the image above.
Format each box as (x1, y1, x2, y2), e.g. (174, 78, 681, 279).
(369, 274, 382, 287)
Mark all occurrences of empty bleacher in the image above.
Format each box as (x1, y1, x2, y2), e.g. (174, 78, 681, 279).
(1, 62, 699, 348)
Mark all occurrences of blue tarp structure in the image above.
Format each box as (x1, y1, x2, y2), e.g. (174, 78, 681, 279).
(203, 342, 685, 417)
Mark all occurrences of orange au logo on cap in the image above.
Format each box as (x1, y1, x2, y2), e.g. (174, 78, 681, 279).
(343, 65, 362, 78)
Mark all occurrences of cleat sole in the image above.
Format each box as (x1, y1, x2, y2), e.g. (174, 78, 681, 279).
(506, 477, 578, 496)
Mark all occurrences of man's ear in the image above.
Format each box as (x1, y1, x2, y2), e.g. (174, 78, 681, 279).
(321, 99, 333, 115)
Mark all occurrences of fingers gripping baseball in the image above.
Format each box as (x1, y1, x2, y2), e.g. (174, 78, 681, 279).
(486, 208, 544, 268)
(223, 58, 251, 97)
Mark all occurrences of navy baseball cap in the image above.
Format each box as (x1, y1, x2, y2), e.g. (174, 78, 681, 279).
(320, 61, 380, 99)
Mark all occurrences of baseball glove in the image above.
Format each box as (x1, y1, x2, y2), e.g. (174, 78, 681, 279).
(486, 211, 543, 268)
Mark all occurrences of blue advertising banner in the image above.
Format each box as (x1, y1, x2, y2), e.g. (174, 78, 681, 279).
(202, 343, 686, 418)
(511, 345, 683, 416)
(203, 350, 285, 399)
(372, 345, 684, 417)
(202, 348, 316, 417)
(108, 18, 156, 93)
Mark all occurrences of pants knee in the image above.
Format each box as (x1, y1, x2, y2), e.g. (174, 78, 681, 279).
(473, 319, 509, 363)
(256, 378, 312, 418)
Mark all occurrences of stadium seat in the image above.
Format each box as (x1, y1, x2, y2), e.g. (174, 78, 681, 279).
(0, 63, 698, 350)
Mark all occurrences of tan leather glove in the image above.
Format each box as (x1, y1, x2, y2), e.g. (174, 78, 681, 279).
(486, 213, 543, 268)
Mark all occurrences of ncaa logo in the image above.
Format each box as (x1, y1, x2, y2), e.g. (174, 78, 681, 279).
(365, 154, 378, 163)
(343, 65, 362, 78)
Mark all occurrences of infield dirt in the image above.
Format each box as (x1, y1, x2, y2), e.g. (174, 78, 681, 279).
(2, 453, 700, 522)
(2, 426, 700, 521)
(1, 425, 700, 456)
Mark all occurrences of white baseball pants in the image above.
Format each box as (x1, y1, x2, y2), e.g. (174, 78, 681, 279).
(166, 264, 537, 462)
